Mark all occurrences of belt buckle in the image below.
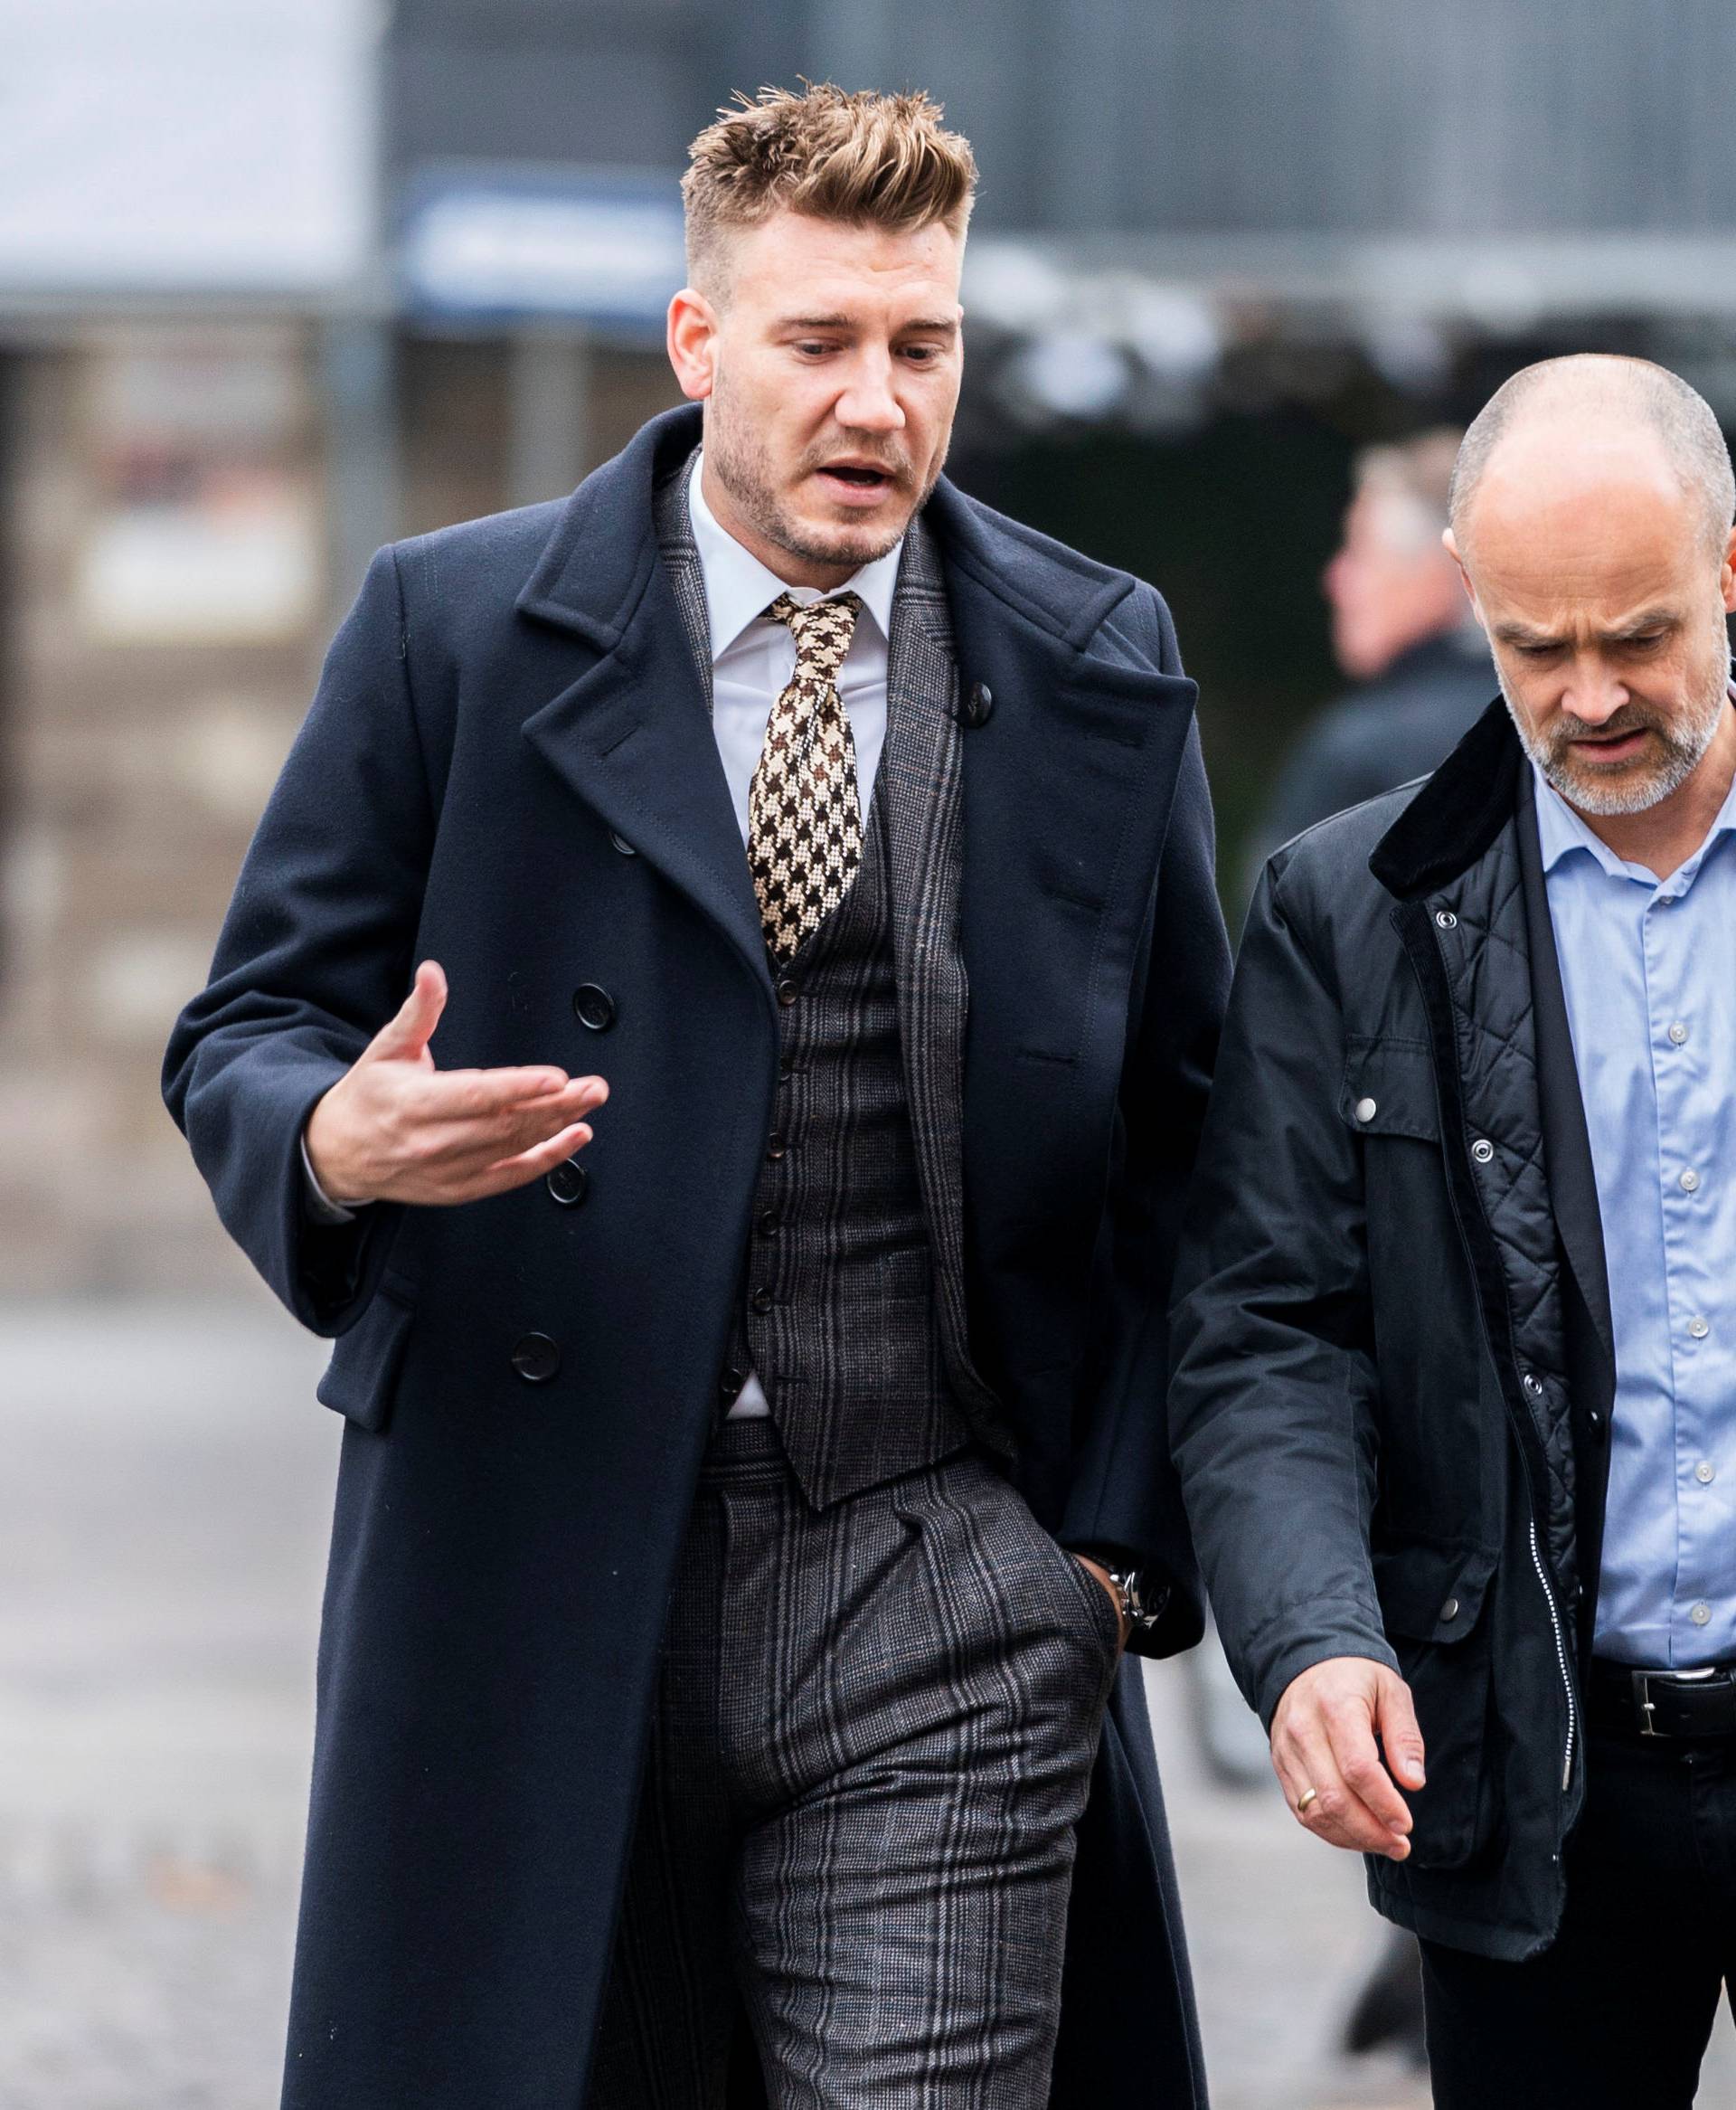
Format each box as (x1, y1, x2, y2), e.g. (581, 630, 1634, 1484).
(1630, 1664, 1720, 1737)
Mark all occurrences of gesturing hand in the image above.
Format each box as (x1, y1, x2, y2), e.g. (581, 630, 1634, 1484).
(304, 961, 609, 1207)
(1269, 1656, 1427, 1861)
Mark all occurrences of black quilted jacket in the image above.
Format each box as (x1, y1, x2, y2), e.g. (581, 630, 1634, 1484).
(1171, 700, 1618, 1963)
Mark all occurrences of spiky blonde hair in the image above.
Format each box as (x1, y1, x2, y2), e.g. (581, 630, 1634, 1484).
(682, 83, 977, 296)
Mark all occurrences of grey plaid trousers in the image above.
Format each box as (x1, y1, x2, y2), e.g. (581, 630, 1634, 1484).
(587, 1423, 1122, 2108)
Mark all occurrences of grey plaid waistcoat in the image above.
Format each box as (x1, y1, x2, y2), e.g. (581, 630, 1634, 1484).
(653, 461, 1008, 1509)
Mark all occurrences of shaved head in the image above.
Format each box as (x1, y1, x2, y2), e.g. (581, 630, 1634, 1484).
(1449, 355, 1735, 560)
(1443, 355, 1736, 841)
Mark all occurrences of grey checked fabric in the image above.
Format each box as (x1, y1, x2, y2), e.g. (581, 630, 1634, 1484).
(731, 774, 973, 1506)
(654, 461, 1006, 1508)
(586, 1420, 1121, 2110)
(750, 593, 865, 963)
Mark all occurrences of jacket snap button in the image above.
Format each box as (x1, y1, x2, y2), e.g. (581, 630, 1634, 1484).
(572, 984, 616, 1032)
(511, 1332, 561, 1384)
(1441, 1596, 1460, 1622)
(1436, 910, 1458, 930)
(609, 830, 637, 856)
(1354, 1097, 1377, 1123)
(1471, 1138, 1495, 1163)
(545, 1158, 589, 1206)
(1523, 1372, 1543, 1397)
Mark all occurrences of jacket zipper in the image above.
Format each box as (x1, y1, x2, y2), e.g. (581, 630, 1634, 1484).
(1530, 1520, 1577, 1792)
(1400, 902, 1580, 1802)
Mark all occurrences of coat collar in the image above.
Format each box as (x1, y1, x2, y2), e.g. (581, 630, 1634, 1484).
(515, 405, 1195, 1068)
(515, 402, 1143, 663)
(1367, 695, 1514, 900)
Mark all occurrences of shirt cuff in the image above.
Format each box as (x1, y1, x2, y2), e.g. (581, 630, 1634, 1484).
(300, 1130, 365, 1225)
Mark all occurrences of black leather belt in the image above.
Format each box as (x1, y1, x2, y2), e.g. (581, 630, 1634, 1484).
(1587, 1657, 1736, 1741)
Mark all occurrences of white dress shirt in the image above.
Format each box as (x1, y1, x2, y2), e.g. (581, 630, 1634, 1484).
(305, 451, 906, 1429)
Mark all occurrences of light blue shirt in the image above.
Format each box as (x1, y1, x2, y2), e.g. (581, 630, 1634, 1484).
(1535, 739, 1736, 1667)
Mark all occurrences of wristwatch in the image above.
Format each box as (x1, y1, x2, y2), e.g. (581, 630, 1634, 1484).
(1075, 1546, 1168, 1644)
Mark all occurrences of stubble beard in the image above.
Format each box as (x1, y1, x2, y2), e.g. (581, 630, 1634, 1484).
(1502, 630, 1732, 818)
(705, 385, 939, 574)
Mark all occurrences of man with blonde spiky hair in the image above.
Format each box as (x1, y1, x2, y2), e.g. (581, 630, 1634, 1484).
(166, 81, 1224, 2109)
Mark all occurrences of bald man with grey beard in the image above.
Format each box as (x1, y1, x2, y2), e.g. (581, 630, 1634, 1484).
(1170, 355, 1736, 2109)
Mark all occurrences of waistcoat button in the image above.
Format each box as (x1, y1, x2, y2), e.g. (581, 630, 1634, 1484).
(765, 1132, 788, 1160)
(750, 1287, 774, 1315)
(776, 977, 801, 1007)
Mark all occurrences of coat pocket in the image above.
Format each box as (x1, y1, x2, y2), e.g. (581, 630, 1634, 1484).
(315, 1273, 417, 1433)
(1373, 1539, 1499, 1869)
(1341, 1036, 1440, 1141)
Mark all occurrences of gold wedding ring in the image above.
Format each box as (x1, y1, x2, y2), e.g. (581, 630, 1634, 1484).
(1296, 1786, 1319, 1815)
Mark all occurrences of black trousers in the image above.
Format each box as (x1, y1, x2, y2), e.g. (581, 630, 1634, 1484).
(1421, 1727, 1736, 2108)
(587, 1421, 1121, 2109)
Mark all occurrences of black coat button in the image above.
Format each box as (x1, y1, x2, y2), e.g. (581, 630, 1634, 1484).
(609, 830, 637, 856)
(960, 681, 994, 728)
(766, 1131, 787, 1160)
(546, 1158, 589, 1206)
(750, 1287, 774, 1315)
(776, 977, 800, 1007)
(572, 984, 616, 1031)
(511, 1332, 561, 1384)
(720, 1367, 748, 1398)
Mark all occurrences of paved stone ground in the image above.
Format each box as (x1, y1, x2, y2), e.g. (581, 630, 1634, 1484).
(1, 1300, 1732, 2108)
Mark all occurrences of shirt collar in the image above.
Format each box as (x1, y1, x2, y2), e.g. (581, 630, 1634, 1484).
(686, 450, 902, 665)
(1533, 686, 1736, 886)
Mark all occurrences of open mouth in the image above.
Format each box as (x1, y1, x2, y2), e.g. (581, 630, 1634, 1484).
(815, 463, 898, 504)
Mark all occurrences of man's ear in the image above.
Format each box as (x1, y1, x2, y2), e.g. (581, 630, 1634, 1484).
(1441, 527, 1486, 629)
(1721, 522, 1736, 616)
(667, 288, 720, 403)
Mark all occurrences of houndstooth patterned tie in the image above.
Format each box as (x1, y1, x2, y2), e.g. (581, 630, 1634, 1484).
(749, 591, 864, 962)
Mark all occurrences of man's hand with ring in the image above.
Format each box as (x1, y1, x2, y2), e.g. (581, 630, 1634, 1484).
(1269, 1655, 1426, 1861)
(305, 961, 609, 1207)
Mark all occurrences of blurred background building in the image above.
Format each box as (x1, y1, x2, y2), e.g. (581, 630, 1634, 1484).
(6, 0, 1736, 1294)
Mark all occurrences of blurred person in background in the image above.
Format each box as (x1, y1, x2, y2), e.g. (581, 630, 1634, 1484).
(164, 83, 1226, 2110)
(1171, 355, 1736, 2108)
(1241, 428, 1491, 903)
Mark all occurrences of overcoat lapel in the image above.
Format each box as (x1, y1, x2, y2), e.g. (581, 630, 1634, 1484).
(879, 512, 1002, 1424)
(517, 427, 770, 997)
(924, 484, 1198, 1326)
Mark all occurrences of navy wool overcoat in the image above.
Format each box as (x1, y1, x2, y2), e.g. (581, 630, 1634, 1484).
(164, 405, 1229, 2110)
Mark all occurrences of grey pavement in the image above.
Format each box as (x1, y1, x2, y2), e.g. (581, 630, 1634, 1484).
(1, 1301, 1731, 2108)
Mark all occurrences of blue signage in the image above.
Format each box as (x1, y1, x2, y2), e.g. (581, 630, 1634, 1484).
(401, 168, 686, 326)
